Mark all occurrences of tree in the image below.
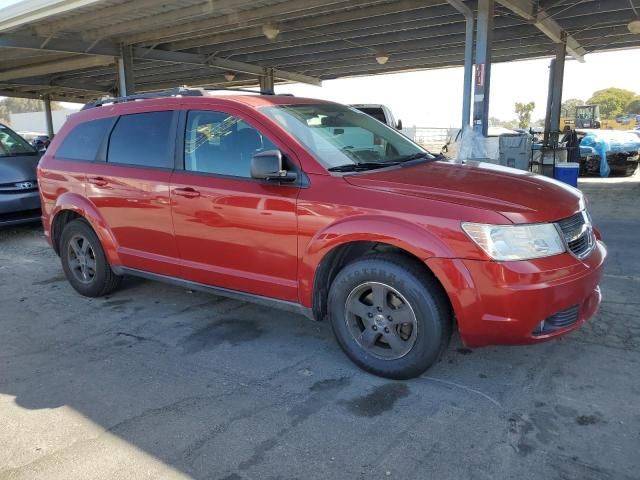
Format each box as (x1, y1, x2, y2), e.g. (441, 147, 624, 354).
(515, 101, 535, 129)
(0, 97, 63, 126)
(561, 98, 585, 118)
(587, 88, 635, 119)
(489, 117, 518, 130)
(627, 96, 640, 115)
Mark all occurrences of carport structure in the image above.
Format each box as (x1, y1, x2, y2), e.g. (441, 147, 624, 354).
(0, 0, 639, 140)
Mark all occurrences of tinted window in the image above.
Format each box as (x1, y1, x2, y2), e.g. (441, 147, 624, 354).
(108, 111, 174, 168)
(184, 110, 277, 178)
(56, 118, 112, 161)
(0, 126, 36, 156)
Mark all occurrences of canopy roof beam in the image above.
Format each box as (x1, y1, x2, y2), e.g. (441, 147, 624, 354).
(495, 0, 586, 61)
(0, 34, 321, 86)
(0, 55, 115, 81)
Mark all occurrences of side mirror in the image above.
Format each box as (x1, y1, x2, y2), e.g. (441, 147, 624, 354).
(396, 119, 403, 130)
(251, 149, 297, 183)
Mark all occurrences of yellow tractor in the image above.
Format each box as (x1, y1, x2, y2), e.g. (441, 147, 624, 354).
(560, 105, 636, 131)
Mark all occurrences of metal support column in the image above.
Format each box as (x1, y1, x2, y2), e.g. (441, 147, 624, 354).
(447, 0, 474, 130)
(472, 0, 494, 137)
(43, 94, 54, 139)
(547, 38, 567, 147)
(259, 67, 274, 94)
(543, 58, 555, 145)
(117, 43, 135, 96)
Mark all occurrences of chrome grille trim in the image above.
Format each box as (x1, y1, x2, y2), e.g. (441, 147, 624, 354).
(556, 211, 595, 259)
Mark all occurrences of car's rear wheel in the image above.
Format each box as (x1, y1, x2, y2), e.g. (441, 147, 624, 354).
(328, 253, 451, 379)
(60, 219, 121, 297)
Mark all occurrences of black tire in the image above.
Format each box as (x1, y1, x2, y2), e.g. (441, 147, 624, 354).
(328, 253, 452, 379)
(60, 218, 121, 297)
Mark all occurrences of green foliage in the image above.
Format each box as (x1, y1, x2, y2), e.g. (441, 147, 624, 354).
(561, 98, 585, 118)
(514, 101, 535, 129)
(587, 88, 635, 119)
(0, 97, 63, 126)
(627, 97, 640, 115)
(489, 116, 518, 130)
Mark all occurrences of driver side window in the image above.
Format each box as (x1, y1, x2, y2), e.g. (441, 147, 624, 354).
(184, 110, 277, 177)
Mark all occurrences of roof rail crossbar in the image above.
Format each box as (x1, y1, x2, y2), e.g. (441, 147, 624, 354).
(81, 86, 204, 110)
(202, 87, 294, 96)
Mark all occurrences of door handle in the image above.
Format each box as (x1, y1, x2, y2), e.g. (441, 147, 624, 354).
(173, 187, 201, 198)
(87, 176, 108, 187)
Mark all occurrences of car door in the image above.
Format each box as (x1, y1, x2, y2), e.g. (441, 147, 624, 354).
(170, 107, 300, 302)
(85, 108, 181, 277)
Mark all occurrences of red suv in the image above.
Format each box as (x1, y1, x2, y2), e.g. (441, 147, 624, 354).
(38, 89, 606, 379)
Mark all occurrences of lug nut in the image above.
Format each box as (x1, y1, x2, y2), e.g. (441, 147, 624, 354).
(372, 325, 378, 331)
(384, 327, 390, 333)
(377, 306, 383, 312)
(367, 312, 373, 318)
(387, 316, 392, 321)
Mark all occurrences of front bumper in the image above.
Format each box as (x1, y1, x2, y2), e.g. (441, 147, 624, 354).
(0, 190, 42, 226)
(426, 240, 606, 347)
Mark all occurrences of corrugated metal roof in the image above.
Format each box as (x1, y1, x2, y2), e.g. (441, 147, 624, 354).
(0, 0, 638, 102)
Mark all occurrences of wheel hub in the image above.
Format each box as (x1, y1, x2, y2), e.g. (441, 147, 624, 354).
(344, 281, 418, 360)
(373, 314, 386, 327)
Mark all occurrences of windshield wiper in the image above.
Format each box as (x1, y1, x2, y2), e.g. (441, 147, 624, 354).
(394, 152, 438, 163)
(328, 161, 400, 172)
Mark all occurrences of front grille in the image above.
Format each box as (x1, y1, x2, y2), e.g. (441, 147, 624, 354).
(533, 304, 580, 335)
(557, 211, 595, 258)
(0, 180, 38, 194)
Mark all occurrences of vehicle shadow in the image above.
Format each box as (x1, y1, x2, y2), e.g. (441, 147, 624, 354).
(1, 178, 639, 479)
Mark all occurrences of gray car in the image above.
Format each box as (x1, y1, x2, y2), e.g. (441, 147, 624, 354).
(0, 123, 42, 226)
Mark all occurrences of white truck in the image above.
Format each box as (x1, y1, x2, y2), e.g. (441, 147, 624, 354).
(350, 104, 403, 130)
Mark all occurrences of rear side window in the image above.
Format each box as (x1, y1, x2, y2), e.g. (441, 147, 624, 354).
(56, 118, 112, 161)
(107, 111, 174, 168)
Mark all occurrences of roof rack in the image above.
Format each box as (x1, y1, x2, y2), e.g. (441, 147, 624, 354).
(81, 86, 204, 110)
(81, 85, 294, 110)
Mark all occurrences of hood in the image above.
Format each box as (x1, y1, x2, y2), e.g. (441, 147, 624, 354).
(343, 160, 584, 224)
(0, 153, 40, 184)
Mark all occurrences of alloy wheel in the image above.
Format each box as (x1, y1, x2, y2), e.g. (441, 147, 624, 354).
(67, 234, 97, 284)
(344, 281, 418, 360)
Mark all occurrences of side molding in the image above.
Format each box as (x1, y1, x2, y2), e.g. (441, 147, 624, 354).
(113, 266, 315, 320)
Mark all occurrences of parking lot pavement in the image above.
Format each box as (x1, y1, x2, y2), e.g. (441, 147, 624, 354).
(1, 175, 639, 480)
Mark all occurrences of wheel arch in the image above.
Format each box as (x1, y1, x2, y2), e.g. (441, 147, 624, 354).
(300, 215, 455, 321)
(50, 192, 120, 264)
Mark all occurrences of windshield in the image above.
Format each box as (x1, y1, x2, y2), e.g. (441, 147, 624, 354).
(0, 125, 37, 156)
(259, 103, 432, 170)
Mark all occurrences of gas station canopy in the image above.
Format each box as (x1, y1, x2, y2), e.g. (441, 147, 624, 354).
(0, 0, 639, 103)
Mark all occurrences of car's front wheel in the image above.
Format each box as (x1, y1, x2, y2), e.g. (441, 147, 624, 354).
(60, 218, 121, 297)
(328, 254, 451, 379)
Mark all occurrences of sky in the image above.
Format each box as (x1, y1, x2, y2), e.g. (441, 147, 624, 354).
(1, 0, 638, 128)
(43, 47, 638, 129)
(282, 48, 640, 128)
(0, 0, 21, 8)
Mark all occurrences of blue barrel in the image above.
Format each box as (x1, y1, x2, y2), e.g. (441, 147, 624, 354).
(554, 162, 580, 187)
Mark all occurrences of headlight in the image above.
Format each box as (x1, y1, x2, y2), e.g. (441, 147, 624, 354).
(461, 222, 565, 261)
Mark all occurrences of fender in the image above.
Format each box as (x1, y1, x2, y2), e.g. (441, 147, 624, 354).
(50, 192, 121, 265)
(298, 215, 457, 308)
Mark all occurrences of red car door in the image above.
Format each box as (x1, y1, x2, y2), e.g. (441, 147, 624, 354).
(170, 107, 300, 302)
(85, 107, 181, 276)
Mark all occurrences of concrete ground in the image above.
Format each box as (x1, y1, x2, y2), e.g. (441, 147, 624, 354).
(1, 174, 639, 480)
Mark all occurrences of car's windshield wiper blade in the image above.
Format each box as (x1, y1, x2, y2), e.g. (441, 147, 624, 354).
(394, 152, 437, 163)
(328, 162, 400, 172)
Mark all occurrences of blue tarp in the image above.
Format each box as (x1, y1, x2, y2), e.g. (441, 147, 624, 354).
(579, 130, 640, 177)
